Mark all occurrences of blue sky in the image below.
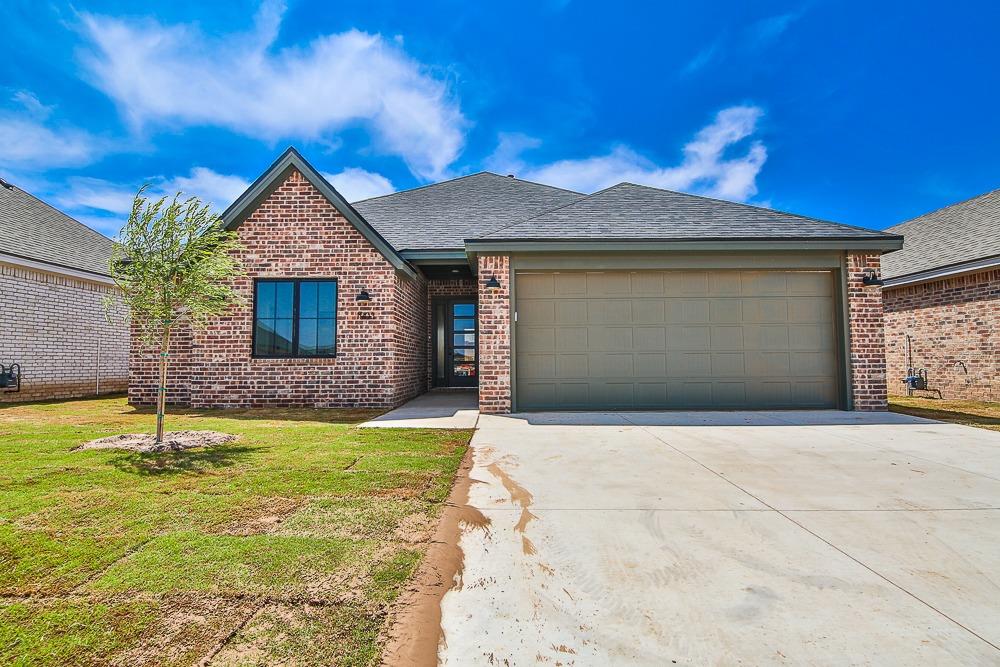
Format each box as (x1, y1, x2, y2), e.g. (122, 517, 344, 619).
(2, 0, 998, 237)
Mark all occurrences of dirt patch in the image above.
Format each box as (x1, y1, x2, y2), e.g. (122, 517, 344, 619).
(379, 445, 489, 666)
(78, 430, 237, 453)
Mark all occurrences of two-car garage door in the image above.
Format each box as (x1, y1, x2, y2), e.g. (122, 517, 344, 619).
(515, 270, 840, 410)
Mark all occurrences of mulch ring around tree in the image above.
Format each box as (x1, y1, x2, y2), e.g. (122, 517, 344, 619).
(77, 430, 238, 453)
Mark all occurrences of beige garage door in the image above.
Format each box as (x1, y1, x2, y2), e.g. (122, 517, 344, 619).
(515, 270, 840, 410)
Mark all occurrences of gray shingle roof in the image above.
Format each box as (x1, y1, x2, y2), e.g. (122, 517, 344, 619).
(0, 180, 115, 276)
(882, 188, 1000, 280)
(476, 182, 897, 242)
(353, 172, 583, 250)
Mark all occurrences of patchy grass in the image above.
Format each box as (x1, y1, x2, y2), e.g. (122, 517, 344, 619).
(889, 396, 1000, 432)
(0, 396, 472, 666)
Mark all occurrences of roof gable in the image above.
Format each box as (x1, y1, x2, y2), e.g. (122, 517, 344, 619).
(0, 180, 116, 277)
(475, 183, 900, 245)
(222, 148, 416, 278)
(882, 188, 1000, 280)
(353, 172, 582, 251)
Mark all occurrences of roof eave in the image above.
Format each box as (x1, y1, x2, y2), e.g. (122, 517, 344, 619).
(463, 237, 905, 253)
(0, 251, 115, 284)
(221, 148, 417, 280)
(882, 253, 1000, 288)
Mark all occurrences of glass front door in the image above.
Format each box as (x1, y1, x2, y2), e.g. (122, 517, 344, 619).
(446, 301, 477, 387)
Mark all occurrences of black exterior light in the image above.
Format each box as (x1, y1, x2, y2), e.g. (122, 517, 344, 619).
(356, 288, 371, 302)
(485, 275, 501, 289)
(861, 268, 884, 286)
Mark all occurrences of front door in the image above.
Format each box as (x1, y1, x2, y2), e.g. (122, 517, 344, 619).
(444, 300, 478, 387)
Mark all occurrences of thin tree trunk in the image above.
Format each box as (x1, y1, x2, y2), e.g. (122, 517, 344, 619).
(156, 327, 171, 444)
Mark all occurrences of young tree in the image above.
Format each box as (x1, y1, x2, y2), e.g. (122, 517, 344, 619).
(109, 187, 244, 443)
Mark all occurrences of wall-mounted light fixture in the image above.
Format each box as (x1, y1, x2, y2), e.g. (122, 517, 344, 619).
(861, 268, 884, 286)
(356, 288, 372, 302)
(485, 275, 501, 289)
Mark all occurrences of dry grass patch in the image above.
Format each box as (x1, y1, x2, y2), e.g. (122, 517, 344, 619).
(889, 396, 1000, 432)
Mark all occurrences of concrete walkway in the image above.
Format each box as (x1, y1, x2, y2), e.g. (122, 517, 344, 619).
(359, 389, 478, 428)
(440, 410, 1000, 664)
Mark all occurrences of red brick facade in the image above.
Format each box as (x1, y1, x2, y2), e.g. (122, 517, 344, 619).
(846, 252, 889, 411)
(883, 268, 999, 401)
(130, 169, 427, 409)
(476, 255, 512, 413)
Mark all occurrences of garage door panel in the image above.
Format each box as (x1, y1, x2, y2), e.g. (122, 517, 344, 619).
(520, 300, 555, 324)
(635, 353, 667, 377)
(555, 300, 587, 324)
(710, 326, 744, 349)
(709, 299, 742, 323)
(517, 353, 556, 379)
(635, 327, 667, 350)
(556, 354, 588, 378)
(516, 270, 839, 410)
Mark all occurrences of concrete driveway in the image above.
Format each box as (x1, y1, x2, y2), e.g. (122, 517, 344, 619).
(439, 411, 1000, 665)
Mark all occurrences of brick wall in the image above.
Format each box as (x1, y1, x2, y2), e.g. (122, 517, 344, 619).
(846, 252, 888, 411)
(0, 262, 128, 402)
(883, 268, 999, 401)
(129, 168, 427, 409)
(477, 255, 511, 413)
(426, 278, 476, 388)
(129, 321, 193, 406)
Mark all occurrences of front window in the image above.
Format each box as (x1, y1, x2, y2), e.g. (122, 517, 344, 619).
(253, 279, 337, 357)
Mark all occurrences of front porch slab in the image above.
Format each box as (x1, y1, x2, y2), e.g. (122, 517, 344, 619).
(359, 389, 479, 428)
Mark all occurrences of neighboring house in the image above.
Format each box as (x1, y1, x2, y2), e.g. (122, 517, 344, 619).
(130, 148, 902, 413)
(0, 178, 128, 402)
(882, 189, 1000, 401)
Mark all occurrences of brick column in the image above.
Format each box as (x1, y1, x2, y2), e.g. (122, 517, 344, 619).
(846, 252, 888, 411)
(477, 255, 511, 414)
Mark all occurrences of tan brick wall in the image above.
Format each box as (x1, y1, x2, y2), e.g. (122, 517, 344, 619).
(846, 252, 888, 411)
(883, 268, 999, 401)
(0, 262, 128, 402)
(477, 255, 511, 413)
(129, 168, 427, 409)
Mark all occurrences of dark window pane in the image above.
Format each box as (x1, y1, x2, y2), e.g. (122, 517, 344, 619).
(299, 282, 317, 318)
(453, 362, 476, 377)
(453, 348, 476, 363)
(453, 303, 475, 317)
(273, 319, 293, 355)
(256, 283, 276, 319)
(254, 320, 275, 355)
(453, 318, 475, 332)
(453, 334, 476, 347)
(298, 319, 317, 356)
(318, 283, 337, 318)
(275, 282, 294, 318)
(317, 319, 336, 355)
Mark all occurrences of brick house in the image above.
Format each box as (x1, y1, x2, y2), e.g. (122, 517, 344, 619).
(0, 178, 128, 402)
(130, 148, 902, 413)
(882, 189, 1000, 401)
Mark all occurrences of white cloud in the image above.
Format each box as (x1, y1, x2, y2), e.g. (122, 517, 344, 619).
(77, 1, 466, 180)
(484, 132, 541, 175)
(748, 11, 802, 47)
(0, 112, 109, 170)
(12, 90, 54, 119)
(322, 168, 395, 201)
(163, 167, 250, 212)
(491, 105, 768, 202)
(55, 167, 250, 231)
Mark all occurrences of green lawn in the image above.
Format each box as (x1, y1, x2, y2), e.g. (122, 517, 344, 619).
(0, 396, 472, 666)
(889, 396, 1000, 432)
